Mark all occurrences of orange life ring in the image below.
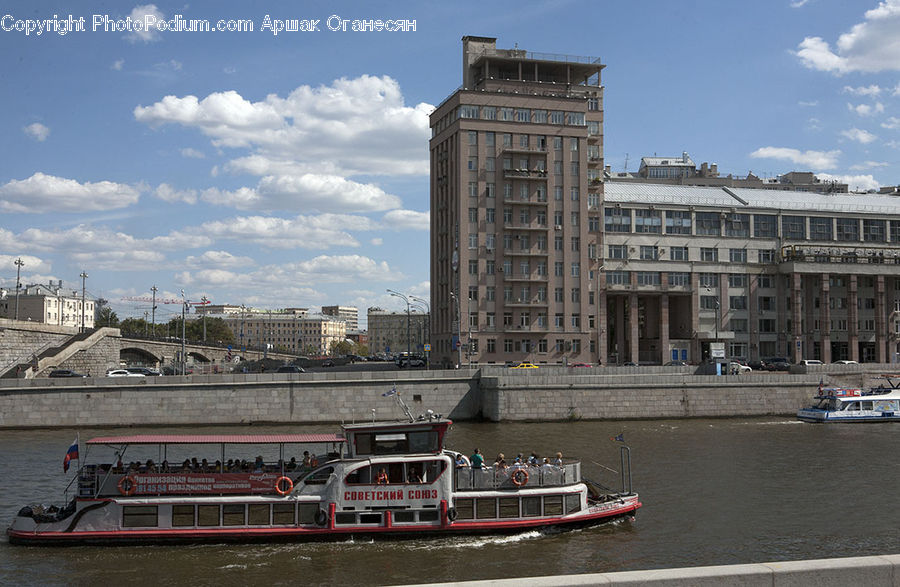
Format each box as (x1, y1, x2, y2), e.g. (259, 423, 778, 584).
(117, 475, 137, 496)
(274, 476, 294, 496)
(511, 468, 529, 487)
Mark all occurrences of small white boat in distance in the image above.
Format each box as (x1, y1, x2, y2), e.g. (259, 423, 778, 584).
(797, 378, 900, 423)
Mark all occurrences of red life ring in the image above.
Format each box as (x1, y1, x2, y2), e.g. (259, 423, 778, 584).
(511, 468, 529, 487)
(274, 476, 294, 496)
(117, 475, 137, 496)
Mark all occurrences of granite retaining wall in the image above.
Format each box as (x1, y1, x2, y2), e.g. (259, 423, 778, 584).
(0, 368, 834, 429)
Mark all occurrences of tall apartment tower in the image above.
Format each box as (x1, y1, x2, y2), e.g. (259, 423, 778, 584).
(430, 36, 605, 367)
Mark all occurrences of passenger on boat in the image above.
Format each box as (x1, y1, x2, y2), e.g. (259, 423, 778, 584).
(407, 467, 423, 483)
(455, 453, 470, 468)
(254, 456, 265, 472)
(513, 453, 525, 466)
(494, 453, 505, 467)
(161, 460, 170, 473)
(376, 468, 389, 484)
(470, 448, 484, 469)
(528, 452, 540, 466)
(302, 451, 311, 468)
(191, 457, 200, 471)
(181, 459, 191, 472)
(287, 457, 298, 471)
(199, 458, 209, 473)
(114, 453, 124, 473)
(145, 459, 156, 473)
(553, 452, 563, 466)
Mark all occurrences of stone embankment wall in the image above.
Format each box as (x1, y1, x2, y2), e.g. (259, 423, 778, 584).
(0, 320, 72, 376)
(0, 366, 842, 429)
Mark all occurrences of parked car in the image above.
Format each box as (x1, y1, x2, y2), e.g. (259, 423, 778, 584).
(800, 359, 823, 366)
(48, 369, 88, 378)
(126, 367, 160, 376)
(276, 365, 305, 374)
(107, 369, 145, 377)
(322, 359, 335, 368)
(509, 361, 539, 369)
(397, 356, 426, 368)
(763, 357, 790, 371)
(664, 360, 688, 366)
(729, 361, 752, 374)
(833, 359, 858, 365)
(569, 362, 593, 368)
(623, 361, 638, 367)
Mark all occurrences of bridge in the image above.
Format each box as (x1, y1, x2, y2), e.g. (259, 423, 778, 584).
(0, 319, 295, 378)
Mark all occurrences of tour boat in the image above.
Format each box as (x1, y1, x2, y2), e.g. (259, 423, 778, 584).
(7, 396, 641, 545)
(797, 379, 900, 423)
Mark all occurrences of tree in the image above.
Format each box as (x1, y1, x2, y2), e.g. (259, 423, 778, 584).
(96, 304, 119, 328)
(119, 317, 149, 337)
(330, 339, 353, 356)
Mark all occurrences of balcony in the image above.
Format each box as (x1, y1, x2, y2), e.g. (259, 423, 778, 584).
(503, 169, 548, 180)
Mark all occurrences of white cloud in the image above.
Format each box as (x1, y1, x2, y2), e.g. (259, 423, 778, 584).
(795, 1, 900, 73)
(382, 209, 430, 231)
(790, 0, 812, 6)
(0, 255, 52, 282)
(818, 173, 881, 191)
(154, 183, 198, 204)
(882, 116, 900, 129)
(134, 75, 433, 177)
(370, 237, 384, 246)
(126, 5, 164, 43)
(180, 147, 205, 159)
(0, 172, 141, 213)
(847, 102, 884, 116)
(893, 82, 900, 96)
(256, 174, 402, 212)
(111, 59, 124, 71)
(23, 122, 50, 142)
(840, 127, 878, 143)
(196, 213, 380, 250)
(749, 146, 840, 170)
(184, 250, 254, 269)
(842, 84, 882, 96)
(798, 100, 818, 107)
(849, 161, 889, 170)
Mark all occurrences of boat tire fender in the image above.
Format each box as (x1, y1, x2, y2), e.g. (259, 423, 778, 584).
(447, 507, 458, 522)
(511, 468, 529, 487)
(118, 475, 137, 496)
(315, 509, 328, 526)
(274, 476, 294, 496)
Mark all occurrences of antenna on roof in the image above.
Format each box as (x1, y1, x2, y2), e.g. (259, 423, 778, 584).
(382, 386, 414, 422)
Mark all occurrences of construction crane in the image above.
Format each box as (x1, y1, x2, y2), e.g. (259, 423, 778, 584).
(121, 296, 212, 307)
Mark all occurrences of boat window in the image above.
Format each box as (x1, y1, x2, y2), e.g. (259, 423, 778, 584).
(346, 465, 374, 484)
(359, 512, 383, 525)
(522, 496, 541, 517)
(408, 431, 439, 453)
(419, 510, 439, 522)
(335, 512, 356, 525)
(248, 504, 270, 525)
(394, 510, 416, 523)
(565, 494, 581, 514)
(223, 504, 245, 526)
(861, 401, 874, 410)
(454, 498, 474, 520)
(374, 433, 408, 455)
(302, 466, 334, 485)
(122, 505, 158, 528)
(198, 504, 220, 526)
(355, 434, 373, 455)
(544, 495, 563, 516)
(844, 402, 860, 411)
(475, 497, 497, 519)
(171, 505, 195, 527)
(297, 503, 317, 525)
(499, 497, 519, 518)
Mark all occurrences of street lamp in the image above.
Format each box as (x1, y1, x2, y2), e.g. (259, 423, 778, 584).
(449, 291, 462, 368)
(387, 289, 411, 360)
(706, 286, 721, 366)
(410, 295, 431, 366)
(201, 295, 209, 342)
(14, 257, 24, 321)
(79, 271, 88, 333)
(150, 285, 158, 338)
(180, 289, 187, 375)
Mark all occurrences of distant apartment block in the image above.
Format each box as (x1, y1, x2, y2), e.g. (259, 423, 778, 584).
(367, 307, 428, 357)
(321, 305, 359, 332)
(0, 281, 95, 329)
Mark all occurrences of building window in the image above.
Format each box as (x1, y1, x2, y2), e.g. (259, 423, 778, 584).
(670, 246, 688, 261)
(468, 260, 478, 275)
(516, 109, 530, 123)
(486, 286, 495, 301)
(696, 212, 721, 236)
(754, 214, 777, 238)
(468, 286, 478, 301)
(758, 296, 775, 311)
(759, 319, 776, 333)
(607, 271, 630, 285)
(635, 209, 662, 234)
(699, 273, 718, 288)
(487, 339, 496, 352)
(460, 106, 479, 119)
(729, 249, 747, 263)
(640, 246, 658, 260)
(482, 107, 496, 120)
(571, 263, 580, 277)
(728, 274, 747, 287)
(571, 288, 580, 303)
(468, 234, 478, 249)
(863, 219, 886, 242)
(554, 288, 564, 303)
(725, 214, 750, 237)
(486, 208, 495, 224)
(500, 108, 514, 122)
(468, 182, 478, 198)
(666, 210, 692, 235)
(729, 296, 747, 310)
(729, 318, 748, 333)
(758, 249, 776, 263)
(571, 237, 580, 252)
(700, 296, 719, 310)
(637, 272, 661, 286)
(605, 208, 631, 233)
(669, 272, 689, 286)
(809, 217, 833, 240)
(700, 247, 718, 262)
(782, 216, 806, 240)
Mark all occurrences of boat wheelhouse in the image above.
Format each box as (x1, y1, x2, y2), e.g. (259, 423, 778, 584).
(8, 402, 640, 545)
(797, 380, 900, 423)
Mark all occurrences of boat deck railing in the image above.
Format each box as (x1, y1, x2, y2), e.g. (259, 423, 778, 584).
(454, 462, 581, 491)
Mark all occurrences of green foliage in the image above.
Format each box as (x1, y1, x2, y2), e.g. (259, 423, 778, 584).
(96, 305, 119, 328)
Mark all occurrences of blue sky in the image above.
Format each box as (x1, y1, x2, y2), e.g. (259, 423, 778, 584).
(2, 0, 899, 327)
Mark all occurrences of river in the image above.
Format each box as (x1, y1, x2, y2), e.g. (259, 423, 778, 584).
(2, 417, 899, 586)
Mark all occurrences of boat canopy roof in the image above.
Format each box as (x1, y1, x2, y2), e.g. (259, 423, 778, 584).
(87, 433, 345, 446)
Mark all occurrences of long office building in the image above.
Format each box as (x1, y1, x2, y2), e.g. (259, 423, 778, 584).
(430, 36, 900, 367)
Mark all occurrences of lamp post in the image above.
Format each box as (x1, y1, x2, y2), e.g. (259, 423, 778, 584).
(180, 289, 187, 375)
(79, 271, 88, 333)
(450, 291, 462, 368)
(706, 286, 721, 368)
(14, 257, 24, 321)
(387, 289, 411, 360)
(410, 295, 431, 367)
(201, 295, 209, 342)
(150, 285, 158, 338)
(240, 304, 246, 354)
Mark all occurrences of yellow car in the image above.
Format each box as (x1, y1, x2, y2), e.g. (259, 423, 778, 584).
(509, 361, 539, 369)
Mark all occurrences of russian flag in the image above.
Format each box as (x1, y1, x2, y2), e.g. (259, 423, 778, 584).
(63, 438, 79, 472)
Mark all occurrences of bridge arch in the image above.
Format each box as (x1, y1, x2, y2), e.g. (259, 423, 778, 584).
(119, 346, 163, 366)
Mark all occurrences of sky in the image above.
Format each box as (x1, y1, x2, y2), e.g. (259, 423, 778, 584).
(2, 0, 900, 328)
